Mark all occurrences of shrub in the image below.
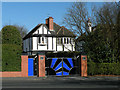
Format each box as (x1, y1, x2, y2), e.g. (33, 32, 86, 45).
(2, 44, 22, 71)
(87, 62, 120, 75)
(2, 25, 22, 46)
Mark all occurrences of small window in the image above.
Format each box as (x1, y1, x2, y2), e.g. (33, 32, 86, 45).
(57, 38, 62, 44)
(57, 38, 59, 44)
(61, 38, 63, 44)
(67, 38, 69, 44)
(38, 30, 39, 34)
(39, 37, 41, 43)
(45, 37, 47, 43)
(70, 38, 71, 44)
(42, 37, 44, 43)
(64, 38, 66, 44)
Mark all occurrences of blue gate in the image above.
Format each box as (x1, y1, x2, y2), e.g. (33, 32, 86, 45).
(28, 58, 34, 76)
(46, 58, 74, 76)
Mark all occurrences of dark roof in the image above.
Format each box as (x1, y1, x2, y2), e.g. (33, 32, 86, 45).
(52, 23, 76, 37)
(23, 22, 76, 40)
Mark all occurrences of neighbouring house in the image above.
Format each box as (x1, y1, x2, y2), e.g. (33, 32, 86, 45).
(76, 18, 96, 53)
(23, 17, 76, 56)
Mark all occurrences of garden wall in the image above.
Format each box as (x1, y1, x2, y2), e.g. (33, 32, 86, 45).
(0, 55, 28, 77)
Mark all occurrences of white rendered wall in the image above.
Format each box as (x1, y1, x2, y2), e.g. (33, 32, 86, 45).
(53, 37, 56, 51)
(32, 37, 37, 50)
(48, 37, 52, 50)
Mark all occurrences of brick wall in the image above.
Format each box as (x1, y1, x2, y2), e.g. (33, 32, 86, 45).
(2, 72, 22, 77)
(21, 55, 28, 77)
(38, 55, 45, 77)
(1, 55, 28, 77)
(81, 55, 87, 77)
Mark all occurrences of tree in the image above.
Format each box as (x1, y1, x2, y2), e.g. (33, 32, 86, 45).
(64, 2, 119, 63)
(13, 25, 28, 38)
(63, 2, 90, 36)
(93, 2, 120, 62)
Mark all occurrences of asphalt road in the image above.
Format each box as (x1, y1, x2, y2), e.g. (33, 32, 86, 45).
(1, 76, 120, 89)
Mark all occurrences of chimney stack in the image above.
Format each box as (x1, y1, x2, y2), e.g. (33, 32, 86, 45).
(46, 17, 54, 31)
(87, 18, 92, 32)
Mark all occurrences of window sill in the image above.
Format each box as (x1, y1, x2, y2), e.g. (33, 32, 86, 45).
(38, 43, 47, 46)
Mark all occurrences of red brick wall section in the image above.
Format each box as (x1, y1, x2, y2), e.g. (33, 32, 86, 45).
(81, 55, 87, 77)
(38, 55, 45, 77)
(1, 55, 28, 77)
(21, 55, 28, 77)
(2, 72, 22, 77)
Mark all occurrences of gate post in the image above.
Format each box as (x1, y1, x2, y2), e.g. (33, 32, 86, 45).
(81, 54, 87, 77)
(21, 54, 28, 77)
(38, 52, 45, 77)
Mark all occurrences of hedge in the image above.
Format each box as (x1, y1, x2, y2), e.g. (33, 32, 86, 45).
(87, 61, 120, 75)
(2, 25, 22, 46)
(2, 44, 22, 71)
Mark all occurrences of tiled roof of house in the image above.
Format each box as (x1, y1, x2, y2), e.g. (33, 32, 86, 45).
(52, 23, 76, 37)
(23, 22, 76, 40)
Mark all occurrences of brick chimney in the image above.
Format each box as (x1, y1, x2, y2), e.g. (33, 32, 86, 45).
(46, 17, 54, 31)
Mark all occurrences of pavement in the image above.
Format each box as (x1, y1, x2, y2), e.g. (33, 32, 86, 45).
(1, 76, 120, 89)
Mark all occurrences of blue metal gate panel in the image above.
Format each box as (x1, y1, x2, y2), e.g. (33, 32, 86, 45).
(63, 71, 69, 75)
(50, 58, 57, 68)
(67, 58, 73, 68)
(56, 72, 62, 76)
(63, 61, 71, 71)
(28, 58, 34, 76)
(54, 62, 62, 71)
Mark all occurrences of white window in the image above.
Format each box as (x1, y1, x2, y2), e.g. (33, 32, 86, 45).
(57, 38, 62, 44)
(64, 38, 66, 44)
(64, 38, 70, 44)
(38, 36, 47, 45)
(67, 38, 69, 44)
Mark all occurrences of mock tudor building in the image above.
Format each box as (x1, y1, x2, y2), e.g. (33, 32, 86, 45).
(23, 17, 76, 55)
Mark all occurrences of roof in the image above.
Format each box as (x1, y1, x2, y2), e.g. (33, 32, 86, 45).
(23, 22, 76, 40)
(52, 23, 76, 37)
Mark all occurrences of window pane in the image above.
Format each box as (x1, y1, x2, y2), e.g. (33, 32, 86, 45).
(57, 38, 59, 44)
(61, 38, 63, 44)
(42, 37, 44, 43)
(39, 37, 41, 43)
(70, 38, 71, 44)
(45, 37, 47, 43)
(64, 38, 66, 44)
(67, 38, 69, 44)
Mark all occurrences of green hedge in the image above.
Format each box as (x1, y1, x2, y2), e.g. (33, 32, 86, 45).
(2, 25, 22, 46)
(2, 44, 22, 71)
(88, 61, 120, 75)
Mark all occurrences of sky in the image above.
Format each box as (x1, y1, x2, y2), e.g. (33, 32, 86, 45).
(2, 2, 105, 32)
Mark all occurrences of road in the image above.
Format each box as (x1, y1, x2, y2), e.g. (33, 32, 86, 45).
(1, 76, 120, 89)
